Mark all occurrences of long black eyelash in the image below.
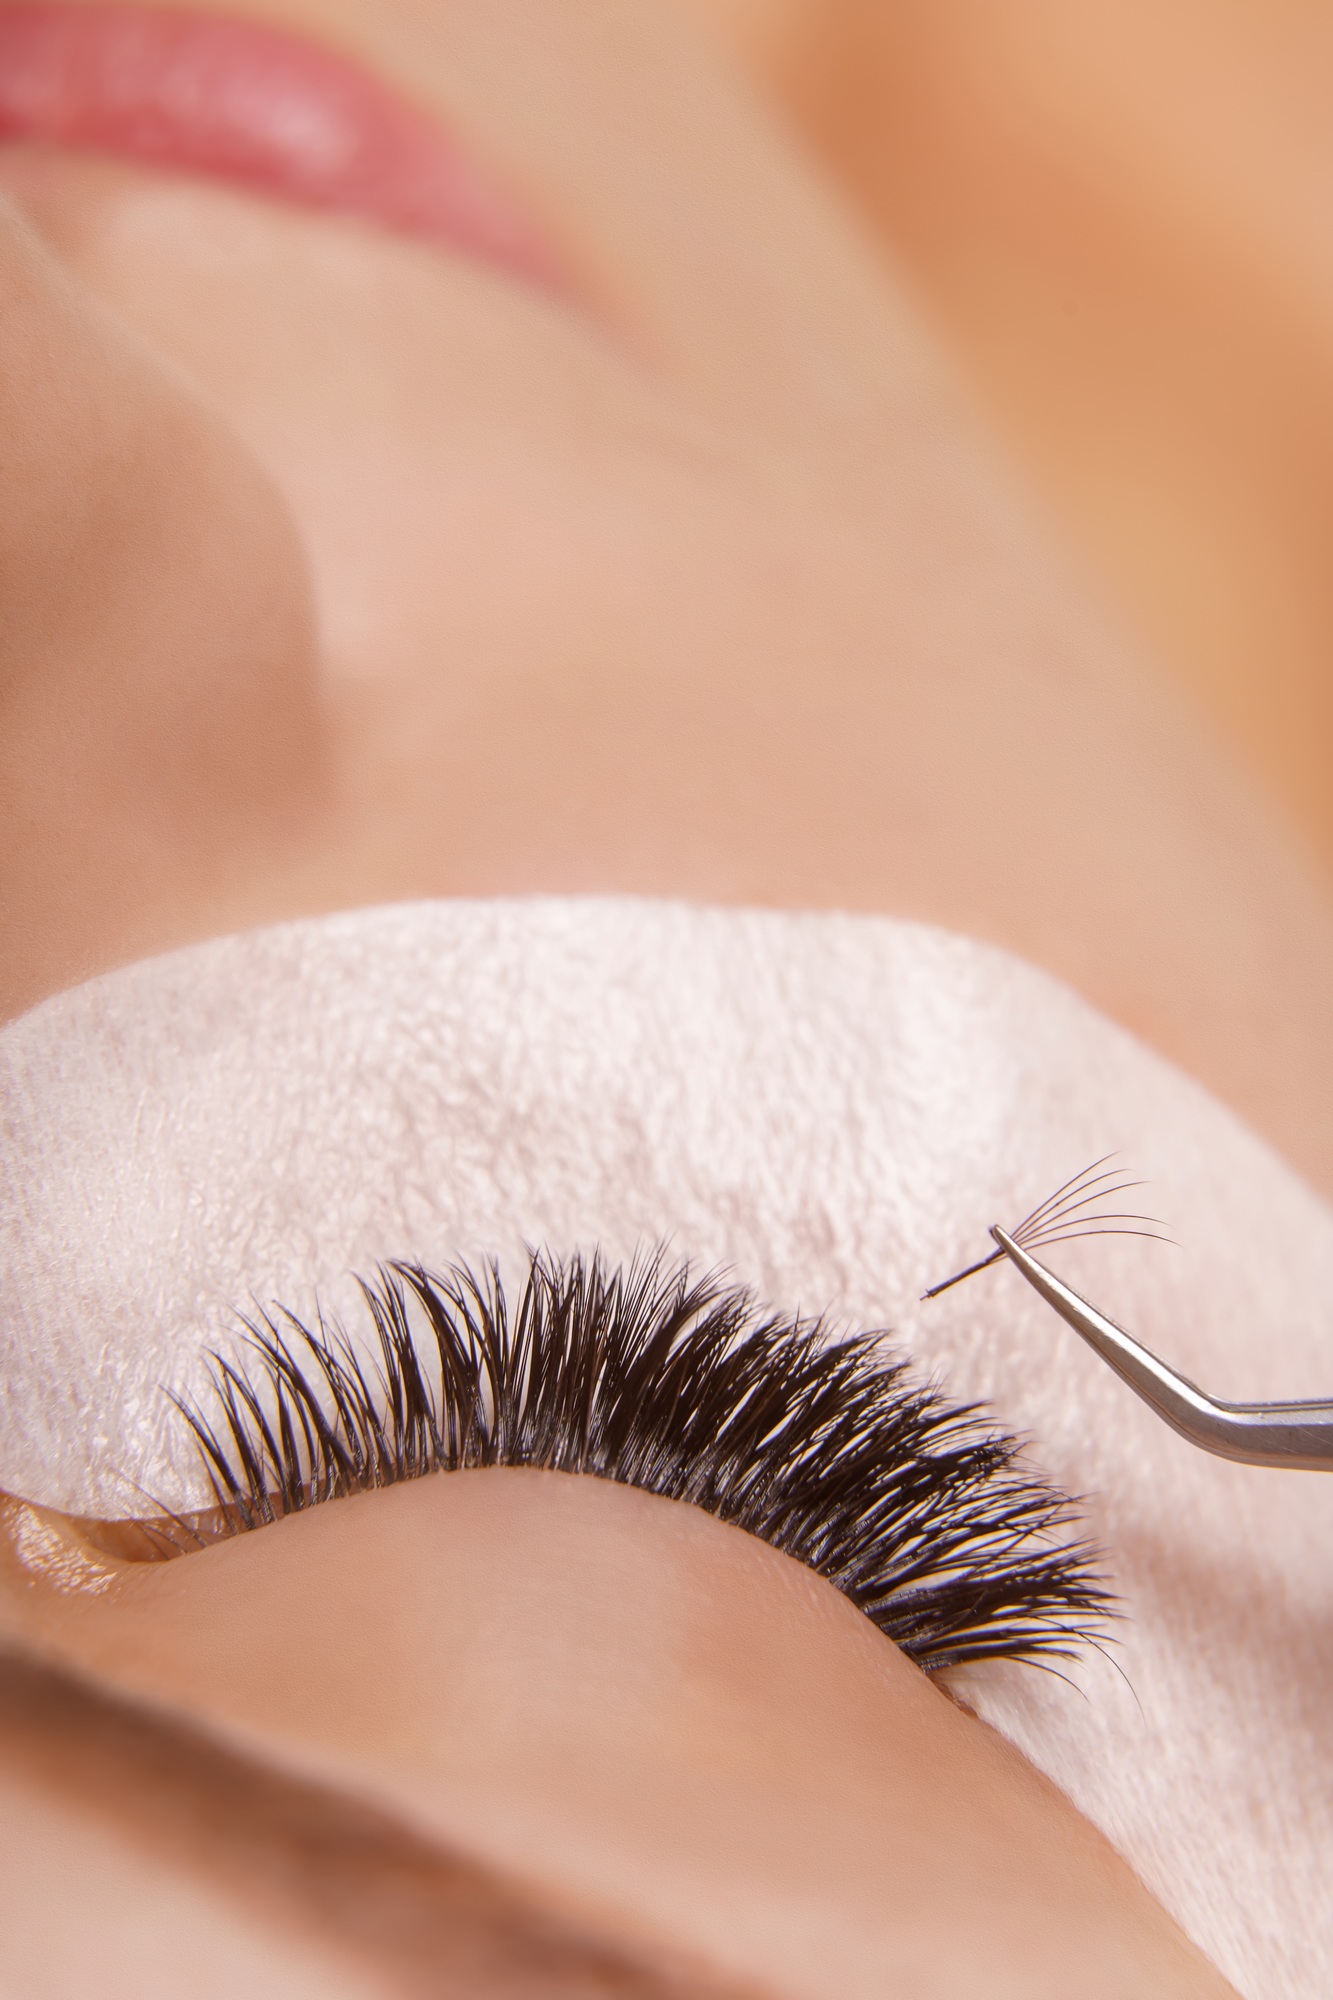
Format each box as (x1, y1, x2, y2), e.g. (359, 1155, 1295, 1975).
(170, 1249, 1112, 1675)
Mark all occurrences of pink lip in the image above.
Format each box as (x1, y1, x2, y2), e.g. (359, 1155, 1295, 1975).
(0, 3, 561, 287)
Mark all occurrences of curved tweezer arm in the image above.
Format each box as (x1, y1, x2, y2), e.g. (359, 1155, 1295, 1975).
(991, 1227, 1333, 1471)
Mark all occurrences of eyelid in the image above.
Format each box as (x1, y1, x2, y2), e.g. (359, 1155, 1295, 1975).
(153, 1246, 1111, 1674)
(0, 1645, 743, 2000)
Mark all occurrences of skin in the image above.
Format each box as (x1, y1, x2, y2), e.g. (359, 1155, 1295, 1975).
(0, 1471, 1234, 1998)
(0, 1760, 389, 2000)
(0, 197, 332, 998)
(0, 0, 1322, 1990)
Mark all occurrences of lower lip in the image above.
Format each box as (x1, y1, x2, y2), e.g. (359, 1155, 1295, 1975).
(0, 3, 561, 287)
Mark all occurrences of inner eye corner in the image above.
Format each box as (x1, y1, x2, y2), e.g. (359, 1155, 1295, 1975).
(69, 1507, 237, 1566)
(0, 1493, 237, 1574)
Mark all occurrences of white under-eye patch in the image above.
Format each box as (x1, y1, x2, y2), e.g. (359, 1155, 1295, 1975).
(0, 897, 1330, 1998)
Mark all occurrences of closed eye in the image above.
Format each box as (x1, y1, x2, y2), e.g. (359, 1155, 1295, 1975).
(133, 1246, 1115, 1677)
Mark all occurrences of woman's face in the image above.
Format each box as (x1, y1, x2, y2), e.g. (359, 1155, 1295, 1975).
(6, 0, 1333, 1193)
(1, 4, 1330, 1995)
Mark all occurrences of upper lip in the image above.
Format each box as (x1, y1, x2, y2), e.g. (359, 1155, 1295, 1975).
(0, 2, 563, 288)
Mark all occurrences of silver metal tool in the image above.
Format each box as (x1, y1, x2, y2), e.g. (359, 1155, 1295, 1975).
(991, 1226, 1333, 1472)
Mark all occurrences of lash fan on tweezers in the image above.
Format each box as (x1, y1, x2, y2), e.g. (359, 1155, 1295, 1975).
(167, 1249, 1113, 1676)
(921, 1157, 1171, 1301)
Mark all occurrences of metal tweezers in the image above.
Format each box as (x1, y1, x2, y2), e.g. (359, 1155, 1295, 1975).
(991, 1227, 1333, 1471)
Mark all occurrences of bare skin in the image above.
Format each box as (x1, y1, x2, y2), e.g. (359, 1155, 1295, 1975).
(0, 1471, 1235, 1998)
(0, 199, 332, 998)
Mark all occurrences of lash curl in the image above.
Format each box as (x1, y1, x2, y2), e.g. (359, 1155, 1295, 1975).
(173, 1249, 1113, 1675)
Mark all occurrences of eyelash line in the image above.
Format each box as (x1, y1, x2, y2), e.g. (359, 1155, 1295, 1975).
(160, 1248, 1113, 1676)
